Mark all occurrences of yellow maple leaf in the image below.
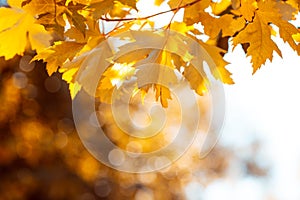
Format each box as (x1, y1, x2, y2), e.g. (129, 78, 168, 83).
(117, 0, 137, 10)
(257, 0, 300, 54)
(95, 86, 115, 104)
(181, 0, 211, 26)
(95, 62, 136, 103)
(60, 55, 87, 98)
(133, 50, 178, 108)
(199, 41, 234, 84)
(136, 61, 178, 88)
(222, 17, 245, 37)
(199, 12, 244, 39)
(112, 49, 152, 64)
(65, 27, 86, 43)
(33, 41, 85, 75)
(69, 81, 82, 99)
(183, 64, 208, 95)
(169, 21, 194, 35)
(89, 0, 115, 19)
(275, 21, 299, 53)
(65, 18, 105, 53)
(109, 31, 185, 108)
(105, 63, 136, 88)
(233, 14, 282, 73)
(7, 0, 22, 7)
(0, 7, 52, 60)
(155, 84, 172, 108)
(154, 0, 164, 6)
(109, 1, 131, 18)
(276, 1, 297, 20)
(233, 0, 300, 72)
(237, 0, 257, 21)
(60, 41, 114, 99)
(286, 0, 299, 10)
(22, 0, 56, 16)
(211, 0, 232, 16)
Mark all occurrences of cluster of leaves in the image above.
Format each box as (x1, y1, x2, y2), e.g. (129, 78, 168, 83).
(0, 0, 300, 106)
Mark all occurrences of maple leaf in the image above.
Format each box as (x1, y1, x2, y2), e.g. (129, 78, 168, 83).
(7, 0, 22, 7)
(231, 0, 240, 9)
(136, 50, 178, 108)
(171, 39, 233, 95)
(36, 6, 66, 27)
(154, 84, 172, 108)
(199, 12, 245, 39)
(276, 1, 297, 20)
(22, 0, 57, 16)
(233, 0, 257, 21)
(22, 0, 90, 36)
(257, 0, 300, 54)
(286, 0, 299, 10)
(233, 14, 282, 73)
(89, 0, 115, 19)
(104, 63, 136, 88)
(65, 18, 105, 52)
(183, 64, 208, 95)
(67, 3, 88, 35)
(211, 0, 232, 15)
(114, 48, 177, 107)
(169, 21, 194, 35)
(60, 41, 114, 99)
(105, 31, 185, 107)
(233, 0, 299, 72)
(136, 61, 178, 108)
(95, 63, 136, 103)
(117, 0, 137, 10)
(222, 17, 245, 37)
(0, 7, 52, 60)
(154, 0, 164, 6)
(109, 1, 131, 18)
(95, 85, 115, 104)
(70, 12, 87, 35)
(33, 41, 85, 75)
(65, 27, 86, 43)
(60, 55, 87, 98)
(179, 0, 211, 26)
(202, 44, 233, 84)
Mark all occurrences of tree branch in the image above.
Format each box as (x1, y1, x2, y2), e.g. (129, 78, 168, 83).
(100, 0, 202, 22)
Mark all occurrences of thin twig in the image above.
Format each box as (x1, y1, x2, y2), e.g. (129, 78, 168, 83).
(53, 0, 57, 23)
(104, 21, 131, 36)
(166, 0, 184, 29)
(100, 0, 201, 22)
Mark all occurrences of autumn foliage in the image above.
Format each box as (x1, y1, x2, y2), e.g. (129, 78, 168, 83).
(0, 0, 299, 106)
(0, 0, 290, 199)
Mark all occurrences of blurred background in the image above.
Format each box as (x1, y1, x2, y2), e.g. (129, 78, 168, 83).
(1, 1, 300, 200)
(2, 39, 300, 200)
(0, 50, 232, 200)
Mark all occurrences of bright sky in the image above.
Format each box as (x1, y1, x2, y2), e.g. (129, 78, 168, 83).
(207, 36, 300, 200)
(182, 38, 300, 200)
